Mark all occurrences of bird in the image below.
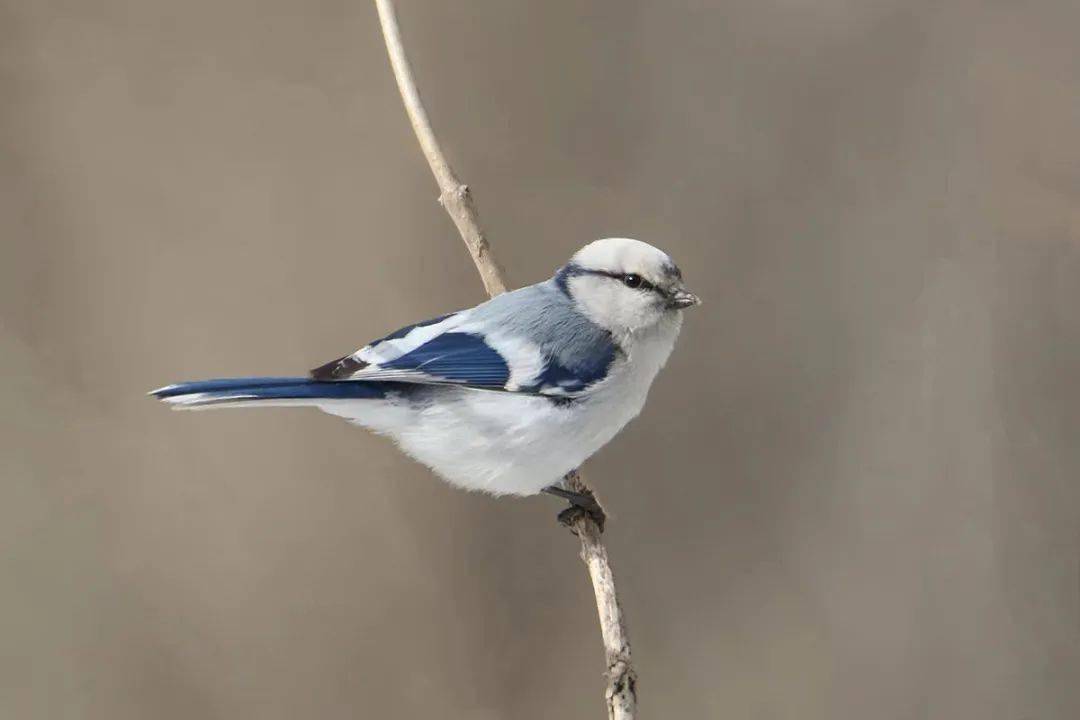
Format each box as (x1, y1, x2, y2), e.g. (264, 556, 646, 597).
(151, 237, 699, 524)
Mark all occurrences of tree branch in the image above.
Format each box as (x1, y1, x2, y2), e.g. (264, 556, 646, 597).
(373, 0, 507, 298)
(563, 471, 639, 719)
(372, 2, 638, 717)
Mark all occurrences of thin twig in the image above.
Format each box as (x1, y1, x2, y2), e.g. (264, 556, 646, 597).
(373, 0, 507, 298)
(564, 471, 638, 719)
(372, 2, 638, 717)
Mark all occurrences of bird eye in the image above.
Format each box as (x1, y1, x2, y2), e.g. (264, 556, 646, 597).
(623, 274, 643, 289)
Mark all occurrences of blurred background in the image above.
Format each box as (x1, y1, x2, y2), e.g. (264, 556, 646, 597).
(2, 1, 1078, 718)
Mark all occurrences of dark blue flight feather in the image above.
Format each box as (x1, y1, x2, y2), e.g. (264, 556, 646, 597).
(381, 332, 510, 387)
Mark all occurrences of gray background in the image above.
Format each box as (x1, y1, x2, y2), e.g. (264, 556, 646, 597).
(2, 1, 1078, 718)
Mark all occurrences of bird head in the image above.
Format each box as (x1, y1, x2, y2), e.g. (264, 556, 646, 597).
(557, 238, 700, 335)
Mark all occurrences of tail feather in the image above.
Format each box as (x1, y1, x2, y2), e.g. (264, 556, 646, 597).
(150, 376, 389, 409)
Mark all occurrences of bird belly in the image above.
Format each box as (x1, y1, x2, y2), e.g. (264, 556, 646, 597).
(392, 390, 624, 496)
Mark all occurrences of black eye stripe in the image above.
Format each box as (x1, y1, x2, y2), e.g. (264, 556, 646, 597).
(581, 269, 661, 293)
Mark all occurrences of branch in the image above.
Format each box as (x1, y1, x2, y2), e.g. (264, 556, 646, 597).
(373, 0, 507, 298)
(563, 471, 639, 719)
(372, 2, 638, 717)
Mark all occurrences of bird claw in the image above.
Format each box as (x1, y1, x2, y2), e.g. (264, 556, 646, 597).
(545, 485, 606, 533)
(556, 503, 606, 534)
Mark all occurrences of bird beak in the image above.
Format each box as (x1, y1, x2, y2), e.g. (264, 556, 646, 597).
(668, 289, 702, 309)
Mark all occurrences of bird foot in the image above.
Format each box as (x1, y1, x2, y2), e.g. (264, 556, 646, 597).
(544, 485, 606, 533)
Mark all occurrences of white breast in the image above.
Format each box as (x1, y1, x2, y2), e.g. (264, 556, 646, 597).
(321, 314, 682, 496)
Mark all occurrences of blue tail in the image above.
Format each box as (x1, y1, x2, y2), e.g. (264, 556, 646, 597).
(150, 376, 389, 408)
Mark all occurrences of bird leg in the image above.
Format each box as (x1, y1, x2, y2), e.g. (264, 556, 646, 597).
(543, 484, 606, 533)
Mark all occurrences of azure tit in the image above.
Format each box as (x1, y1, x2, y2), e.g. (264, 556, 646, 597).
(152, 238, 699, 516)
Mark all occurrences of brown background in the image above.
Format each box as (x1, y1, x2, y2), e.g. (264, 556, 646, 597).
(2, 1, 1078, 718)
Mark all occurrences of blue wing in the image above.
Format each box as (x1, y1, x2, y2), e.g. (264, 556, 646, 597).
(309, 302, 616, 396)
(359, 330, 511, 388)
(310, 311, 512, 390)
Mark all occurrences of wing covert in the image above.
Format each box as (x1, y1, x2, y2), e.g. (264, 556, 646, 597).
(311, 311, 512, 389)
(309, 284, 619, 395)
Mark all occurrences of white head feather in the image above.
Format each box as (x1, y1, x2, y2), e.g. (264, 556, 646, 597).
(563, 238, 698, 336)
